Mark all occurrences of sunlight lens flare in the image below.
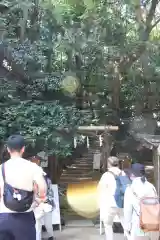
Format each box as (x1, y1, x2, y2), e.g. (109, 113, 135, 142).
(67, 181, 99, 218)
(61, 76, 80, 94)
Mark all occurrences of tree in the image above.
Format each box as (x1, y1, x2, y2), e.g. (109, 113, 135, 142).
(0, 0, 91, 157)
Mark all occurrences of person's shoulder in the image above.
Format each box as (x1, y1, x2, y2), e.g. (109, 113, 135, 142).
(32, 163, 44, 176)
(146, 181, 156, 189)
(101, 171, 110, 178)
(121, 170, 127, 176)
(22, 159, 43, 171)
(20, 158, 36, 166)
(100, 171, 114, 181)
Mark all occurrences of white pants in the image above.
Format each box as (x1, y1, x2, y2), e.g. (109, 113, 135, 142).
(102, 207, 124, 240)
(36, 211, 54, 240)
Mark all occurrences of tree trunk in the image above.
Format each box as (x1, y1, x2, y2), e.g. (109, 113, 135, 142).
(111, 63, 121, 114)
(102, 130, 112, 172)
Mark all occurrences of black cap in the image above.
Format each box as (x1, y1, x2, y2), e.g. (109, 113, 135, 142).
(7, 135, 25, 151)
(131, 163, 145, 177)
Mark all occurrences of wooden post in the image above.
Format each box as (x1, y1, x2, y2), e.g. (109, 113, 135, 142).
(103, 129, 109, 171)
(78, 126, 118, 131)
(101, 129, 112, 172)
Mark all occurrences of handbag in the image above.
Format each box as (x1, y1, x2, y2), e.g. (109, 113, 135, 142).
(2, 164, 33, 212)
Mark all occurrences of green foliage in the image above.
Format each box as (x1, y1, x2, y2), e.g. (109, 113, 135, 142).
(1, 102, 88, 156)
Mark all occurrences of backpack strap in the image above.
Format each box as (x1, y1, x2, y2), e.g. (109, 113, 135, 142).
(1, 164, 5, 182)
(108, 171, 122, 178)
(108, 171, 116, 177)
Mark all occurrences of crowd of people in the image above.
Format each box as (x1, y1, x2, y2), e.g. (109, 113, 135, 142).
(98, 156, 159, 240)
(0, 134, 159, 240)
(0, 135, 55, 240)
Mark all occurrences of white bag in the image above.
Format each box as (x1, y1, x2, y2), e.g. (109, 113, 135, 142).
(43, 203, 52, 213)
(34, 204, 45, 220)
(34, 202, 52, 220)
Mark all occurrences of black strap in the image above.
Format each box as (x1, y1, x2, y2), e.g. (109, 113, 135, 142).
(2, 164, 5, 182)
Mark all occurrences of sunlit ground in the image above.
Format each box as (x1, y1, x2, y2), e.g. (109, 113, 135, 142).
(42, 225, 123, 240)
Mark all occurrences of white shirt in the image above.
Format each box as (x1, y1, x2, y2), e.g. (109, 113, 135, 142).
(124, 177, 157, 232)
(0, 157, 47, 213)
(98, 167, 125, 219)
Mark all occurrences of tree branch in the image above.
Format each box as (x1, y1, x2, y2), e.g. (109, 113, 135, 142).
(119, 0, 160, 71)
(151, 17, 160, 29)
(146, 0, 159, 28)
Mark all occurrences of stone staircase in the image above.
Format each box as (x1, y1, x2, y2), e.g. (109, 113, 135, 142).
(59, 147, 101, 220)
(60, 149, 95, 186)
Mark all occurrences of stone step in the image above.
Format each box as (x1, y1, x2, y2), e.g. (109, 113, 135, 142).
(62, 172, 91, 176)
(60, 177, 93, 183)
(71, 165, 93, 168)
(73, 161, 93, 164)
(71, 163, 93, 166)
(74, 158, 93, 161)
(67, 163, 92, 166)
(61, 175, 91, 179)
(73, 159, 93, 162)
(60, 176, 92, 180)
(64, 164, 93, 171)
(64, 166, 92, 169)
(62, 172, 90, 176)
(66, 165, 92, 169)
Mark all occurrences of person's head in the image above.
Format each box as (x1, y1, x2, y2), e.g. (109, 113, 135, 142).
(6, 135, 25, 157)
(130, 163, 146, 182)
(30, 156, 41, 166)
(108, 156, 120, 168)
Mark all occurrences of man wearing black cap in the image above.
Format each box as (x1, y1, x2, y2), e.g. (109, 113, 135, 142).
(0, 135, 47, 240)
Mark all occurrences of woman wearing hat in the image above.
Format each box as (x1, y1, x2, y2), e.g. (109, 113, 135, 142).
(123, 163, 159, 239)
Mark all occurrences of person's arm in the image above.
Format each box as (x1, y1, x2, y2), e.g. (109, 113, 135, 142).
(123, 187, 133, 234)
(97, 173, 107, 196)
(98, 172, 109, 189)
(97, 172, 114, 207)
(33, 165, 47, 203)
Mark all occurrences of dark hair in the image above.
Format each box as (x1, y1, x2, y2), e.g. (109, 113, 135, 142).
(140, 169, 146, 183)
(7, 135, 25, 152)
(141, 175, 146, 183)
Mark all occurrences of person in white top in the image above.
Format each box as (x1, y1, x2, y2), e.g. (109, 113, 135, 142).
(98, 156, 125, 240)
(32, 157, 55, 240)
(124, 163, 159, 240)
(0, 135, 47, 240)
